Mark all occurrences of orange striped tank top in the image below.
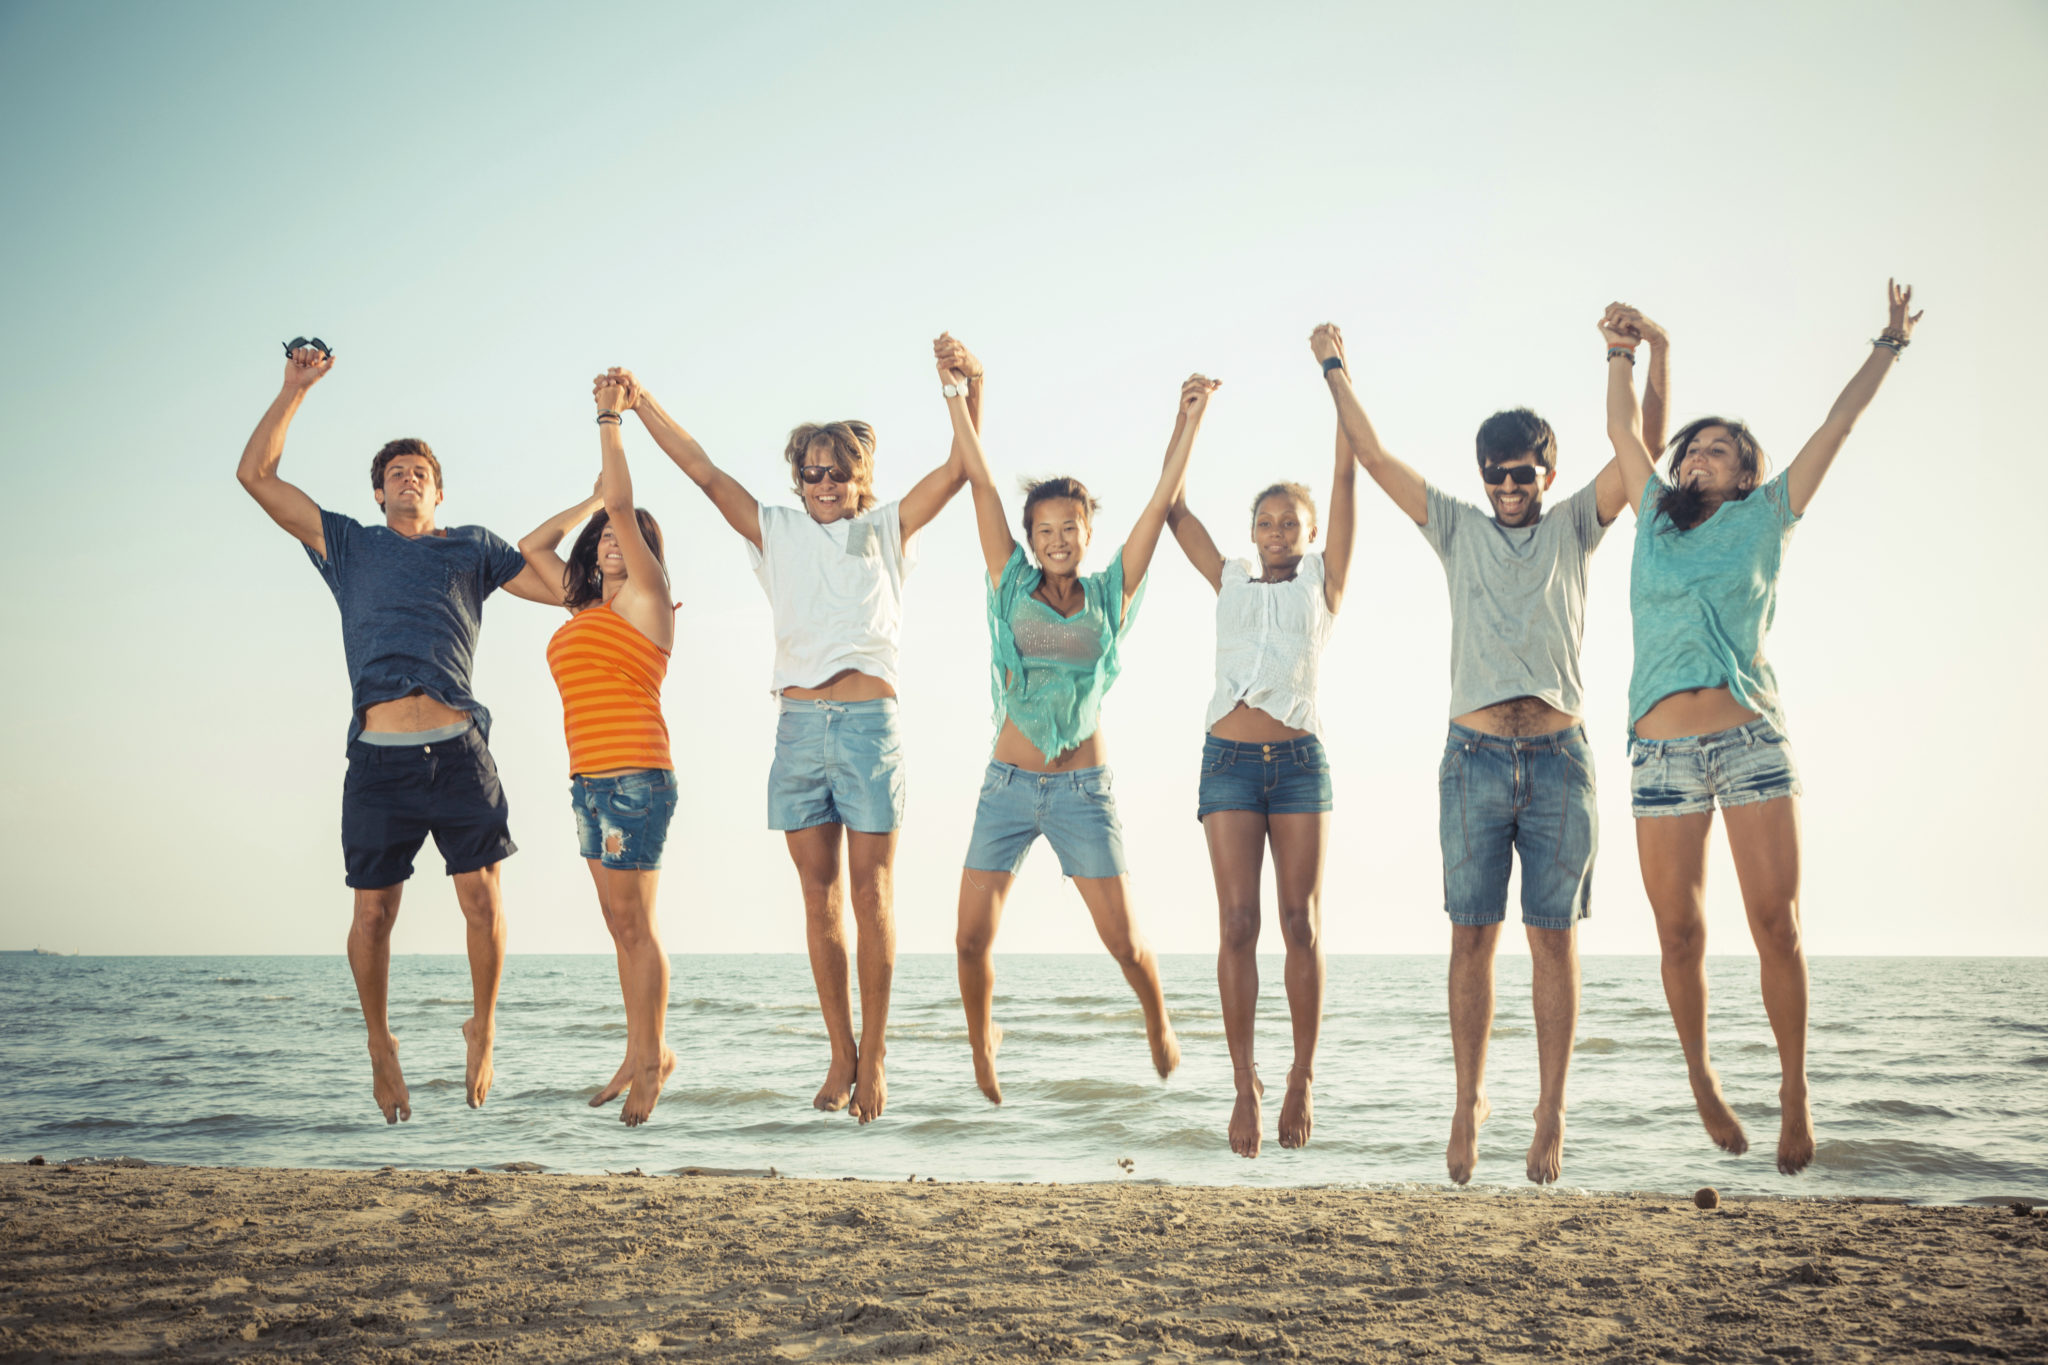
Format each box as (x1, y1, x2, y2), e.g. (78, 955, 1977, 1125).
(545, 601, 673, 775)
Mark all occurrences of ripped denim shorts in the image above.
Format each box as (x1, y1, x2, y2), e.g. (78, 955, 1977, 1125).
(570, 769, 679, 871)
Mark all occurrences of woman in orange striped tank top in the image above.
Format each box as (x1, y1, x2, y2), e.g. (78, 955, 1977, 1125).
(517, 377, 677, 1126)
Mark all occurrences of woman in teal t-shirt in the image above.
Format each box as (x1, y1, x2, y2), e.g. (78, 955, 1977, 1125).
(1600, 283, 1922, 1178)
(936, 337, 1218, 1106)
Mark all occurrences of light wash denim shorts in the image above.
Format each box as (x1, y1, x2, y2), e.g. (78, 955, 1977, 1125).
(964, 762, 1128, 880)
(1196, 734, 1332, 821)
(1628, 717, 1802, 818)
(1439, 722, 1598, 931)
(767, 697, 905, 834)
(571, 769, 678, 871)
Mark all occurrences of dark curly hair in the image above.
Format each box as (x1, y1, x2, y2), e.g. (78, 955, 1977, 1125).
(370, 438, 442, 495)
(1474, 408, 1556, 470)
(563, 507, 667, 611)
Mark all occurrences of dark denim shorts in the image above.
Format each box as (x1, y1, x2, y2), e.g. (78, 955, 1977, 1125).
(1438, 722, 1597, 931)
(571, 769, 679, 871)
(341, 725, 517, 889)
(1195, 734, 1332, 820)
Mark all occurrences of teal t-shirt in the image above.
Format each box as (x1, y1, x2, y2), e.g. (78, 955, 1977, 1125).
(986, 543, 1146, 761)
(1627, 470, 1802, 738)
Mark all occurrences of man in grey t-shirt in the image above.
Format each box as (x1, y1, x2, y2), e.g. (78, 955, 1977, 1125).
(1311, 320, 1666, 1187)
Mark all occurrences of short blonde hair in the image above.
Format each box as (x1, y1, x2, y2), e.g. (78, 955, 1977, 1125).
(1249, 481, 1317, 535)
(783, 420, 877, 515)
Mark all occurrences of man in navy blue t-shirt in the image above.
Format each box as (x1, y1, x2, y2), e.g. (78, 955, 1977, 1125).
(237, 343, 564, 1124)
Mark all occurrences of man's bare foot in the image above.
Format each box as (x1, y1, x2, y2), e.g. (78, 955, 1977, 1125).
(1148, 1021, 1181, 1082)
(850, 1050, 888, 1125)
(621, 1046, 677, 1128)
(589, 1054, 634, 1109)
(1526, 1103, 1566, 1185)
(1689, 1066, 1749, 1155)
(1777, 1081, 1815, 1175)
(1278, 1067, 1314, 1150)
(368, 1034, 411, 1125)
(460, 1016, 494, 1109)
(971, 1022, 1004, 1105)
(1446, 1092, 1490, 1185)
(813, 1049, 857, 1113)
(1229, 1066, 1264, 1158)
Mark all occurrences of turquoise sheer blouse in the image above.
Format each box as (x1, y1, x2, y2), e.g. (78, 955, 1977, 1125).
(986, 543, 1147, 761)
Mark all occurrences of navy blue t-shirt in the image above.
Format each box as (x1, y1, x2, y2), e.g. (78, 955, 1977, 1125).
(306, 508, 528, 744)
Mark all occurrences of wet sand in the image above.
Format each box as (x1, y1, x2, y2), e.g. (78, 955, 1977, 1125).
(1, 1162, 2041, 1362)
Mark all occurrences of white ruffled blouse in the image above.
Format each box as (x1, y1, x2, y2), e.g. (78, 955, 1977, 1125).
(1204, 552, 1335, 735)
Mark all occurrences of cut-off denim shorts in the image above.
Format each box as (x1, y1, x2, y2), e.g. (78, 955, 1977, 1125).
(1439, 722, 1598, 931)
(1628, 717, 1802, 818)
(1196, 734, 1332, 821)
(571, 769, 679, 871)
(964, 762, 1127, 880)
(767, 696, 905, 834)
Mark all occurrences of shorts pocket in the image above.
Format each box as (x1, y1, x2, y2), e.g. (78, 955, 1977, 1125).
(1200, 749, 1231, 775)
(606, 783, 653, 817)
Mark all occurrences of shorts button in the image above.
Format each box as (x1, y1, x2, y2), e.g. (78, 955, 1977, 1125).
(423, 745, 432, 754)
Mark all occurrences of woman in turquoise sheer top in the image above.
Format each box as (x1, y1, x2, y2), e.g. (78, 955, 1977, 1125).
(1601, 283, 1922, 1178)
(935, 332, 1218, 1105)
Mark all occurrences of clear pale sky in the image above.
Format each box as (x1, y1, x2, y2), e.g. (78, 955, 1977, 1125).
(1, 1, 2042, 957)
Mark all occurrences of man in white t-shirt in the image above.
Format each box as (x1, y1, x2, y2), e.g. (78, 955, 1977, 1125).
(600, 343, 977, 1123)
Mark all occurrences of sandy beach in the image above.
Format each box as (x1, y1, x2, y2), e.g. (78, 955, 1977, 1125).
(1, 1163, 2042, 1362)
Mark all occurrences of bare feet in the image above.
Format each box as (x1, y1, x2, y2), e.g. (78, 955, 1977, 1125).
(460, 1016, 494, 1109)
(1777, 1081, 1815, 1175)
(1278, 1067, 1314, 1150)
(1229, 1066, 1264, 1159)
(1688, 1065, 1749, 1156)
(971, 1022, 1004, 1106)
(1446, 1092, 1490, 1185)
(368, 1034, 410, 1125)
(1526, 1103, 1565, 1185)
(850, 1050, 888, 1125)
(1148, 1021, 1181, 1082)
(813, 1048, 858, 1113)
(621, 1046, 677, 1128)
(590, 1052, 633, 1109)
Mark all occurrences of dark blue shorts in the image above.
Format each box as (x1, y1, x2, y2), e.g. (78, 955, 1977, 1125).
(340, 726, 517, 889)
(1196, 735, 1332, 821)
(571, 770, 679, 871)
(1438, 722, 1596, 931)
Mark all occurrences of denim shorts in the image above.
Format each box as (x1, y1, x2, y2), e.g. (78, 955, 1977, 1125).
(964, 762, 1128, 880)
(1628, 717, 1802, 818)
(1196, 734, 1332, 820)
(571, 769, 679, 871)
(767, 697, 905, 834)
(1439, 722, 1597, 931)
(341, 724, 517, 889)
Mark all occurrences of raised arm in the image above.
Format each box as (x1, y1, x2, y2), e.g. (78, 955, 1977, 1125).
(1784, 280, 1921, 516)
(1594, 303, 1671, 523)
(1120, 373, 1219, 617)
(594, 380, 675, 647)
(235, 344, 334, 556)
(939, 349, 1016, 587)
(898, 333, 982, 540)
(1309, 324, 1428, 526)
(1599, 307, 1656, 514)
(1321, 418, 1359, 613)
(515, 481, 603, 607)
(602, 368, 763, 550)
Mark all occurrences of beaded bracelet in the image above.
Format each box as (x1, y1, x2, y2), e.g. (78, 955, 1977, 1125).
(1872, 334, 1909, 354)
(1606, 346, 1637, 363)
(597, 409, 622, 424)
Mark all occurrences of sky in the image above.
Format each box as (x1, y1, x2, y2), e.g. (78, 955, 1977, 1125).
(1, 1, 2043, 959)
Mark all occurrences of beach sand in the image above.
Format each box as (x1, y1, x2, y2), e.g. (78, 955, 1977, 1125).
(1, 1163, 2041, 1362)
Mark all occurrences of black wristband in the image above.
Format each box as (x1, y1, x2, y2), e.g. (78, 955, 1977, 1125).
(1321, 355, 1345, 375)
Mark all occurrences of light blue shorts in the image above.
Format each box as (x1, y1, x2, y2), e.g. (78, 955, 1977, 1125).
(963, 762, 1128, 880)
(1628, 717, 1801, 818)
(766, 697, 904, 834)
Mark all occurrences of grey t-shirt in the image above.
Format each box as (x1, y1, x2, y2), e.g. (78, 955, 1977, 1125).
(1418, 479, 1608, 719)
(306, 508, 527, 744)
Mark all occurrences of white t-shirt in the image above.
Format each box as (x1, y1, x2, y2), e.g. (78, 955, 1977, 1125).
(1204, 552, 1336, 734)
(748, 499, 916, 693)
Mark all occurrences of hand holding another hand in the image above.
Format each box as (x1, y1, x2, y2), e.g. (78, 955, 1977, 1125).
(1180, 372, 1221, 417)
(933, 332, 983, 381)
(1309, 323, 1346, 369)
(592, 367, 641, 411)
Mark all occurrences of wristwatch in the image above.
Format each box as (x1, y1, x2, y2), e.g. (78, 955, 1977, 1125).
(942, 381, 968, 399)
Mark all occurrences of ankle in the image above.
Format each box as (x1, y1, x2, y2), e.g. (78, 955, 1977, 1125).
(1287, 1065, 1314, 1086)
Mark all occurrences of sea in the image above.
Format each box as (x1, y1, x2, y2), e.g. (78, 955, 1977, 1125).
(1, 954, 2042, 1205)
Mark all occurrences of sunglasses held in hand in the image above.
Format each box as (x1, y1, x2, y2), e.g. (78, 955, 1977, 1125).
(283, 336, 335, 358)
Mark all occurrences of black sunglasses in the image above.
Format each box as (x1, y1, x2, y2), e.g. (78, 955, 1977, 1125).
(799, 465, 850, 485)
(283, 336, 335, 358)
(1481, 463, 1546, 486)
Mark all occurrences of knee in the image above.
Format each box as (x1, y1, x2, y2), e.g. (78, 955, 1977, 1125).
(955, 924, 995, 959)
(1218, 907, 1261, 955)
(351, 898, 399, 938)
(848, 870, 893, 923)
(1751, 904, 1802, 960)
(604, 904, 654, 952)
(1657, 917, 1708, 962)
(1103, 932, 1149, 972)
(1278, 903, 1319, 953)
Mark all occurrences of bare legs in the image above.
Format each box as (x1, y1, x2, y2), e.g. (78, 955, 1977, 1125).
(1638, 798, 1810, 1172)
(583, 859, 674, 1126)
(955, 868, 1179, 1105)
(786, 824, 897, 1123)
(1445, 921, 1578, 1185)
(345, 862, 506, 1124)
(1205, 810, 1327, 1157)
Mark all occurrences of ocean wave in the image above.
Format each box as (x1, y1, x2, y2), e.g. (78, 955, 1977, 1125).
(1032, 1077, 1161, 1103)
(1810, 1137, 2033, 1182)
(212, 977, 259, 985)
(1845, 1098, 1956, 1119)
